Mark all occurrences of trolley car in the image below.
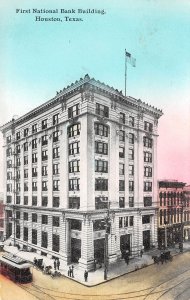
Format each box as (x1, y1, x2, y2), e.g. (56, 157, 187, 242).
(0, 253, 32, 283)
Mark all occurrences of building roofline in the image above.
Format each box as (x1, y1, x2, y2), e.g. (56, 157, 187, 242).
(0, 74, 163, 133)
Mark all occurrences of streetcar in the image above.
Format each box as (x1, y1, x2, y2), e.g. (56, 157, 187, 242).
(0, 253, 32, 283)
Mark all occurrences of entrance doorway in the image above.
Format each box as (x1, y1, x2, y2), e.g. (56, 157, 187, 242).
(94, 239, 104, 263)
(120, 234, 131, 256)
(143, 230, 150, 250)
(71, 238, 81, 263)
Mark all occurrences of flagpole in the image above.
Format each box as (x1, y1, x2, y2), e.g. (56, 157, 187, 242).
(125, 49, 127, 97)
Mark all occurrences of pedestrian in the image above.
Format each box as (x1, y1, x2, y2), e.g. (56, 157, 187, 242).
(71, 265, 74, 278)
(54, 259, 57, 270)
(84, 270, 88, 282)
(140, 249, 143, 257)
(57, 259, 60, 270)
(69, 266, 72, 277)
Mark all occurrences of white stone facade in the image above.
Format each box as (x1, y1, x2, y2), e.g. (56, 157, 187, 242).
(0, 75, 163, 270)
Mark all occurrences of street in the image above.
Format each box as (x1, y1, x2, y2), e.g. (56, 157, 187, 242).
(1, 252, 190, 300)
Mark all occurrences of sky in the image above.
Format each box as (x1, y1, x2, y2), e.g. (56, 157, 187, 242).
(0, 0, 190, 192)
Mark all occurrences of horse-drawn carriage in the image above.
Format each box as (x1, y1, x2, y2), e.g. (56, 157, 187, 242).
(152, 251, 173, 264)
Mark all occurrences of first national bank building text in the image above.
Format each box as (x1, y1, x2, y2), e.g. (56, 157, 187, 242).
(0, 75, 162, 270)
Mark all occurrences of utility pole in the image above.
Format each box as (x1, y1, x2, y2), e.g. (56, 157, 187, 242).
(104, 201, 111, 280)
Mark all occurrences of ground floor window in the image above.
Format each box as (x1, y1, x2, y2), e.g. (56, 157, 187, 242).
(52, 234, 60, 252)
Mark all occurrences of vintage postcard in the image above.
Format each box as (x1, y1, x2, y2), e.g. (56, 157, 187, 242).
(0, 1, 190, 299)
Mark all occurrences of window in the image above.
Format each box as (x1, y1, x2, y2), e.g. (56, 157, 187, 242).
(95, 160, 108, 173)
(7, 195, 12, 203)
(119, 130, 125, 142)
(53, 131, 59, 143)
(70, 219, 82, 230)
(24, 212, 28, 221)
(129, 116, 134, 127)
(42, 196, 48, 207)
(52, 216, 60, 227)
(53, 163, 59, 175)
(32, 213, 37, 223)
(129, 133, 134, 144)
(32, 181, 37, 191)
(16, 144, 20, 154)
(16, 131, 20, 140)
(143, 136, 152, 148)
(16, 195, 20, 204)
(69, 197, 80, 209)
(129, 149, 134, 160)
(119, 180, 125, 191)
(24, 182, 28, 192)
(52, 234, 60, 252)
(69, 179, 80, 191)
(32, 153, 37, 163)
(69, 160, 80, 173)
(6, 148, 12, 157)
(24, 196, 28, 205)
(68, 123, 81, 137)
(7, 172, 12, 180)
(16, 183, 20, 192)
(144, 181, 152, 192)
(129, 197, 134, 207)
(16, 225, 20, 239)
(24, 155, 28, 165)
(119, 216, 134, 228)
(144, 166, 152, 177)
(69, 141, 80, 155)
(95, 197, 108, 210)
(42, 181, 48, 191)
(32, 167, 37, 177)
(53, 197, 60, 208)
(42, 215, 48, 224)
(95, 179, 108, 191)
(32, 196, 37, 206)
(129, 181, 134, 192)
(16, 170, 20, 180)
(32, 138, 37, 149)
(119, 112, 125, 124)
(7, 135, 11, 143)
(144, 121, 153, 132)
(142, 215, 150, 224)
(96, 103, 109, 118)
(42, 135, 48, 146)
(41, 231, 48, 248)
(119, 197, 125, 208)
(53, 113, 59, 125)
(94, 123, 108, 137)
(24, 128, 29, 137)
(42, 165, 48, 176)
(42, 119, 48, 130)
(24, 142, 28, 152)
(7, 160, 12, 168)
(144, 197, 152, 207)
(119, 146, 125, 158)
(95, 141, 108, 155)
(23, 227, 28, 241)
(144, 152, 152, 163)
(53, 180, 60, 191)
(53, 147, 60, 158)
(119, 163, 125, 175)
(16, 157, 21, 167)
(68, 104, 80, 118)
(42, 150, 48, 161)
(130, 216, 134, 226)
(32, 229, 37, 245)
(129, 165, 134, 176)
(93, 220, 105, 231)
(32, 124, 38, 134)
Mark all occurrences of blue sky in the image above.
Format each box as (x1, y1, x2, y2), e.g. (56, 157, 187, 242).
(0, 0, 190, 191)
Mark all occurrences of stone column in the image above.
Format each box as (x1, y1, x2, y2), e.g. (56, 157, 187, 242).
(59, 215, 70, 265)
(79, 215, 94, 270)
(108, 213, 117, 262)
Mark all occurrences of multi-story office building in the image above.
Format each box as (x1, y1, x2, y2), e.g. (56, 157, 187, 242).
(0, 192, 4, 241)
(0, 75, 162, 270)
(158, 180, 190, 249)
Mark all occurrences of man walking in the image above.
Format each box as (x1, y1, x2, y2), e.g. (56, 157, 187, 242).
(57, 259, 60, 270)
(84, 270, 88, 282)
(54, 259, 57, 270)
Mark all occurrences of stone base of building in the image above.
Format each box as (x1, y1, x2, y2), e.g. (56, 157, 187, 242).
(108, 253, 117, 263)
(78, 257, 95, 271)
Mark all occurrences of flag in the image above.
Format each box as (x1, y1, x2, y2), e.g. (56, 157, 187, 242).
(125, 50, 136, 67)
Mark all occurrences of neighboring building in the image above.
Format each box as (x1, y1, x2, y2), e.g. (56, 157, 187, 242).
(183, 185, 190, 241)
(158, 180, 190, 249)
(0, 192, 4, 241)
(0, 75, 162, 270)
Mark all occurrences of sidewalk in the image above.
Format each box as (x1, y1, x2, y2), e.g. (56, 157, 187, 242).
(2, 242, 190, 286)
